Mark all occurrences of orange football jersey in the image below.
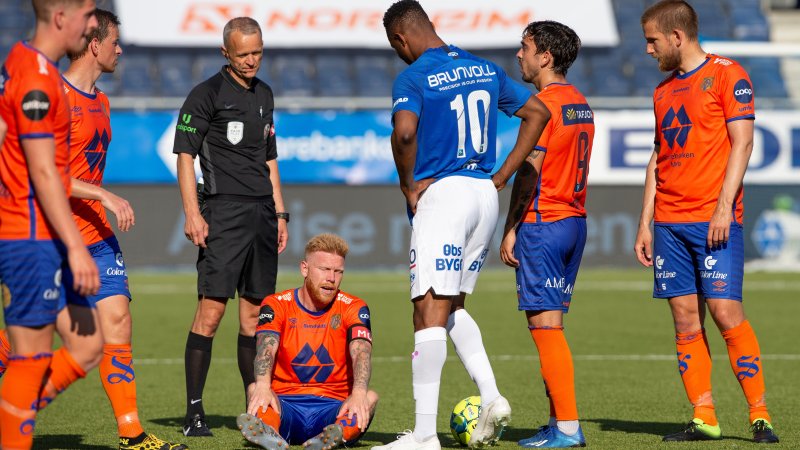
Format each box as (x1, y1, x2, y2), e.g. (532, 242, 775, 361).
(652, 55, 754, 223)
(256, 288, 372, 401)
(523, 83, 594, 223)
(63, 77, 113, 245)
(0, 42, 71, 240)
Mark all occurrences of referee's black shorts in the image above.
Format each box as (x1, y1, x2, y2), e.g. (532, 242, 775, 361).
(197, 194, 278, 300)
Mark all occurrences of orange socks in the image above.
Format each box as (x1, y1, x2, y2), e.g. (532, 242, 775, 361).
(100, 343, 145, 438)
(38, 347, 87, 409)
(0, 353, 52, 449)
(722, 320, 770, 423)
(337, 414, 366, 442)
(675, 329, 717, 425)
(530, 327, 578, 421)
(256, 405, 281, 432)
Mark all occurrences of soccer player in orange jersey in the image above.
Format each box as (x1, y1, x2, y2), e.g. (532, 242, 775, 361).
(0, 1, 100, 448)
(634, 0, 778, 444)
(60, 9, 186, 449)
(236, 234, 378, 450)
(499, 21, 593, 449)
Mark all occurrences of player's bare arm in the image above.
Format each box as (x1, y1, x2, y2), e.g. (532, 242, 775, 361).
(492, 95, 550, 191)
(707, 119, 754, 249)
(0, 116, 6, 146)
(340, 338, 373, 431)
(22, 138, 99, 296)
(635, 147, 660, 267)
(500, 152, 543, 268)
(267, 158, 288, 254)
(248, 331, 281, 415)
(177, 152, 208, 248)
(71, 178, 135, 232)
(391, 110, 433, 213)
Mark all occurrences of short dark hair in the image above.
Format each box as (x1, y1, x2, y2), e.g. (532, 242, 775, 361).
(641, 0, 698, 41)
(522, 21, 581, 76)
(67, 8, 120, 61)
(383, 0, 429, 32)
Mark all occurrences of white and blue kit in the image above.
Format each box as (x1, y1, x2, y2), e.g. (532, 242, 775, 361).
(392, 45, 531, 299)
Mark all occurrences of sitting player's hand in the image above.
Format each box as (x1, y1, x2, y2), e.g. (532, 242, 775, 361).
(247, 383, 280, 416)
(339, 390, 370, 431)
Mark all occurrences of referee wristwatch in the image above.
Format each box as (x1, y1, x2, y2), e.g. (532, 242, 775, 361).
(276, 212, 290, 222)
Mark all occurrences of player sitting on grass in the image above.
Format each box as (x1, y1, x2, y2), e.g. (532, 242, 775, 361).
(237, 233, 379, 450)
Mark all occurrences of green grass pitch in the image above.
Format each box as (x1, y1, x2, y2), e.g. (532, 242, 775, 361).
(17, 269, 800, 449)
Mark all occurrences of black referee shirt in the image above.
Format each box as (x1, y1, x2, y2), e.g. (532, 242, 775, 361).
(173, 66, 278, 197)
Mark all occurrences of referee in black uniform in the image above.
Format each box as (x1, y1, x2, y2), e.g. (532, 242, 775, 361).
(173, 16, 288, 437)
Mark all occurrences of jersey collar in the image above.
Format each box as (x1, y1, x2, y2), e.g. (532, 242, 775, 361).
(675, 55, 710, 80)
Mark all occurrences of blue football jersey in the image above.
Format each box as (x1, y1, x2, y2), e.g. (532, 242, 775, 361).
(391, 45, 531, 181)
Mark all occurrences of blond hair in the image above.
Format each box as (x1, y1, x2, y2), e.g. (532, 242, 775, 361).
(304, 234, 349, 259)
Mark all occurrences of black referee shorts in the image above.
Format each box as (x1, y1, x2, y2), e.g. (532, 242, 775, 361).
(197, 195, 278, 300)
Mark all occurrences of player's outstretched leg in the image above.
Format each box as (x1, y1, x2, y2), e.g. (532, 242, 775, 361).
(303, 423, 344, 450)
(237, 413, 289, 450)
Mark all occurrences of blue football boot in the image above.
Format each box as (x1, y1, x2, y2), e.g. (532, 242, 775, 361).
(518, 425, 586, 448)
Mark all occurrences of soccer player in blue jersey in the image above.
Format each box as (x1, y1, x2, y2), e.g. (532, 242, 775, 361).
(374, 2, 551, 450)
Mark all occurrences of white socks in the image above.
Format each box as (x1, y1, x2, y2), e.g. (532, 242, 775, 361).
(446, 309, 500, 405)
(557, 420, 580, 436)
(412, 327, 447, 441)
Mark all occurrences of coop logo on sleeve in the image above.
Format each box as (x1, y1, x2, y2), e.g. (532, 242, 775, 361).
(733, 79, 753, 104)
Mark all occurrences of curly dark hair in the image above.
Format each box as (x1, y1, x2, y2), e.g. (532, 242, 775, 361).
(383, 0, 429, 32)
(522, 21, 581, 76)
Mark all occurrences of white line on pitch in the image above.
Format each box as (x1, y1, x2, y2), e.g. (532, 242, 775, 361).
(133, 353, 800, 365)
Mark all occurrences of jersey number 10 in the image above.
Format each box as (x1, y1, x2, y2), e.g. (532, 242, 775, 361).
(450, 90, 491, 158)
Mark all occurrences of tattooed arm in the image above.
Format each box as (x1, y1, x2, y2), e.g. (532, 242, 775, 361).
(499, 151, 544, 268)
(339, 338, 373, 431)
(246, 331, 281, 415)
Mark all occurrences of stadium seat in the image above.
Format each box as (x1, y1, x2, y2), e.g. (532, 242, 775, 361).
(119, 51, 157, 96)
(272, 54, 314, 97)
(95, 72, 121, 96)
(194, 51, 224, 85)
(354, 54, 393, 97)
(316, 54, 353, 97)
(157, 51, 194, 97)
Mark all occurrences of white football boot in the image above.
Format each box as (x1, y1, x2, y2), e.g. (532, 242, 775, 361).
(371, 430, 441, 450)
(468, 396, 511, 447)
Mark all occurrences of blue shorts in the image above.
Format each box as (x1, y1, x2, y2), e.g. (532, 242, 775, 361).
(86, 236, 131, 305)
(277, 395, 343, 444)
(0, 240, 90, 327)
(515, 217, 587, 312)
(652, 222, 744, 300)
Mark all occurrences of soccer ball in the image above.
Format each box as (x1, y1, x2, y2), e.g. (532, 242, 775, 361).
(450, 395, 481, 446)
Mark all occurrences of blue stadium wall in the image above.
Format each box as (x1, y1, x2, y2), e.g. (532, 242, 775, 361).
(108, 109, 800, 270)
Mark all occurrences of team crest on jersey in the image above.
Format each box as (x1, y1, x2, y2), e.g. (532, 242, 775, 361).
(227, 121, 244, 145)
(330, 313, 341, 330)
(701, 77, 714, 91)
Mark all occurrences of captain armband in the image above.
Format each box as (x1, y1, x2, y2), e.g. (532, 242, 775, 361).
(347, 324, 372, 344)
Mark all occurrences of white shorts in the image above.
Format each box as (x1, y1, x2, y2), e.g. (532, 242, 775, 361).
(409, 176, 498, 299)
